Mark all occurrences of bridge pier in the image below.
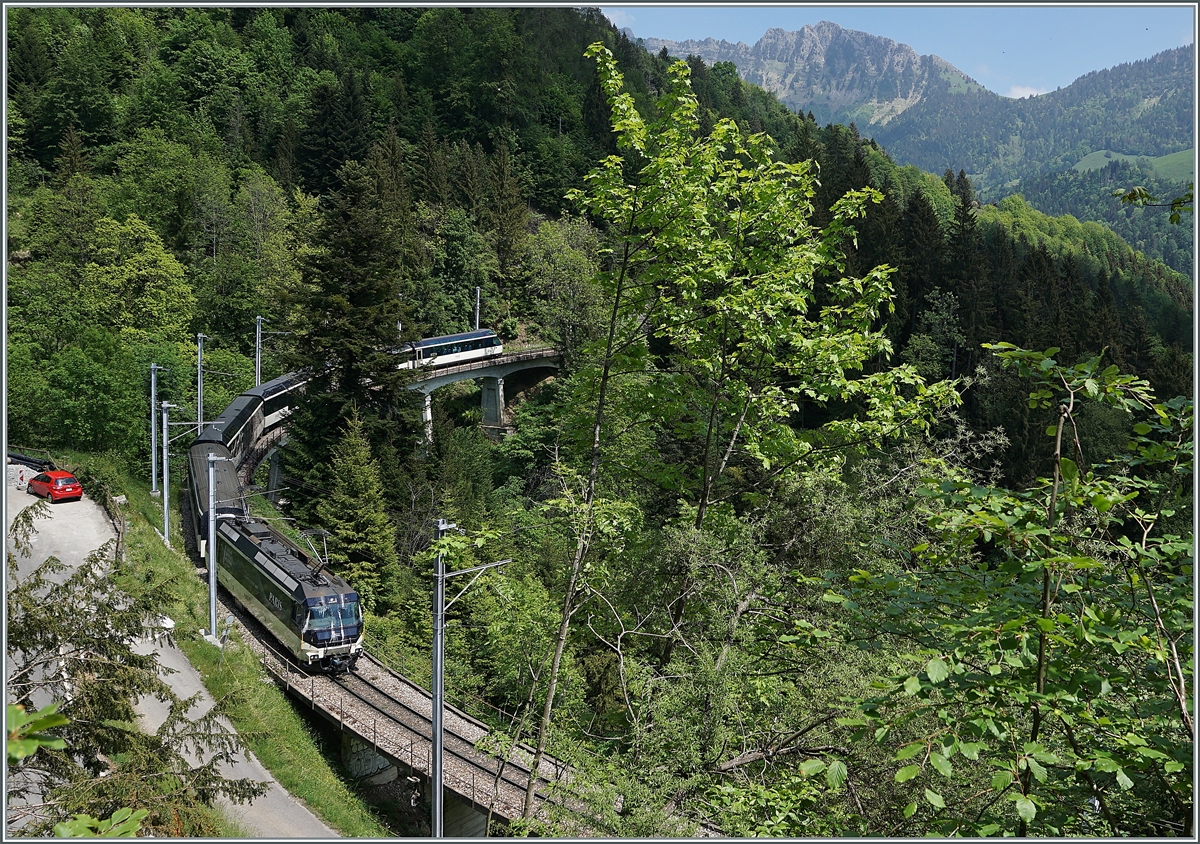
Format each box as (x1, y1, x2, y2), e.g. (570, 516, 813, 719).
(421, 392, 434, 446)
(341, 732, 398, 784)
(480, 376, 505, 428)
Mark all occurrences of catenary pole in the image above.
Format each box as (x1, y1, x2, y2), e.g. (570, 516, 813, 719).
(255, 316, 265, 386)
(150, 363, 165, 494)
(431, 518, 453, 838)
(197, 333, 208, 434)
(475, 286, 481, 331)
(206, 453, 227, 637)
(161, 402, 176, 546)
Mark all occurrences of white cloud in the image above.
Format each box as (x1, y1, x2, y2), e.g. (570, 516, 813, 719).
(601, 8, 636, 30)
(1005, 85, 1050, 99)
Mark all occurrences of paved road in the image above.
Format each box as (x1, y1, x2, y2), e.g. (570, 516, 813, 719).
(132, 637, 338, 838)
(5, 479, 114, 583)
(4, 474, 338, 838)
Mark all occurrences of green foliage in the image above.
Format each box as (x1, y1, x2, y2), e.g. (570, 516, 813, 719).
(6, 702, 68, 764)
(5, 502, 266, 836)
(53, 807, 150, 838)
(1115, 179, 1195, 226)
(834, 345, 1193, 836)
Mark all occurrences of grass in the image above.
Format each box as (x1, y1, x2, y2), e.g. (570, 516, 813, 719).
(1151, 148, 1194, 183)
(1072, 147, 1195, 183)
(182, 635, 392, 838)
(62, 451, 395, 838)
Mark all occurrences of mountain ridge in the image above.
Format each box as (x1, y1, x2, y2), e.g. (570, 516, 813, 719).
(631, 20, 985, 127)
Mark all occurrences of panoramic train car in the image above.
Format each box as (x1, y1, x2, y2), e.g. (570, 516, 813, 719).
(396, 329, 503, 369)
(187, 369, 361, 673)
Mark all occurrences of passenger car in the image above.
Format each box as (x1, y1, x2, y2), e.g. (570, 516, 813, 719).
(27, 470, 83, 502)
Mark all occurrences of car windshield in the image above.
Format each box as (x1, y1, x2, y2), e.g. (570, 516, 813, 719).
(54, 477, 77, 487)
(306, 601, 360, 631)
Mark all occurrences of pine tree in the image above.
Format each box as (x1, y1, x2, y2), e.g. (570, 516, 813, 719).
(1089, 269, 1125, 364)
(280, 159, 419, 524)
(943, 170, 991, 374)
(297, 81, 344, 196)
(490, 140, 528, 284)
(315, 410, 401, 611)
(897, 190, 945, 340)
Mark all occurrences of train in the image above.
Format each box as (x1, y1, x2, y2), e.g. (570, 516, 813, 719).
(395, 329, 503, 369)
(184, 329, 504, 673)
(186, 372, 364, 674)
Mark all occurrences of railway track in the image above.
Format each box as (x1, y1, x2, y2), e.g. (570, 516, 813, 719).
(215, 591, 561, 821)
(333, 666, 554, 816)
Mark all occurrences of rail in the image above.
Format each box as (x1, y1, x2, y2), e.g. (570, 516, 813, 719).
(253, 633, 556, 821)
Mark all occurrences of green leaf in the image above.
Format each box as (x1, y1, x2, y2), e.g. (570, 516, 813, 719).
(1165, 760, 1185, 773)
(825, 759, 848, 790)
(896, 742, 926, 761)
(1026, 757, 1047, 783)
(925, 656, 950, 684)
(895, 764, 922, 783)
(903, 675, 921, 696)
(1013, 795, 1036, 822)
(930, 753, 952, 778)
(1059, 457, 1078, 483)
(990, 772, 1011, 791)
(959, 741, 984, 761)
(1133, 422, 1152, 435)
(1116, 768, 1134, 790)
(799, 758, 826, 777)
(924, 788, 945, 809)
(903, 800, 918, 819)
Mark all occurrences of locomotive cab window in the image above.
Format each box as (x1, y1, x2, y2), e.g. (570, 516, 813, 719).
(305, 600, 361, 630)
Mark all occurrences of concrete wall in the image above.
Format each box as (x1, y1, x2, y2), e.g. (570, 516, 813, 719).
(341, 733, 398, 784)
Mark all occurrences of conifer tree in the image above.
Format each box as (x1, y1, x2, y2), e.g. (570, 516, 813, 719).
(280, 159, 418, 524)
(943, 169, 991, 374)
(897, 190, 945, 339)
(315, 410, 400, 611)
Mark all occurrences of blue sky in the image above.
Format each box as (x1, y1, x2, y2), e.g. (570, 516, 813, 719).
(599, 5, 1196, 99)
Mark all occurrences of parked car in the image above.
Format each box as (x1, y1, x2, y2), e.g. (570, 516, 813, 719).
(27, 471, 83, 503)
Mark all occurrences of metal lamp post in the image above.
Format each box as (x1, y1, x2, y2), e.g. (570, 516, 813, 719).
(150, 363, 166, 495)
(430, 517, 510, 838)
(161, 402, 176, 546)
(197, 333, 208, 434)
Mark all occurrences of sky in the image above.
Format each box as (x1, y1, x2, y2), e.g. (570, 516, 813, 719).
(599, 4, 1197, 99)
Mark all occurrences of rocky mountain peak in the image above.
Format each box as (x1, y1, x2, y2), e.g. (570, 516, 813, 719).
(633, 20, 981, 127)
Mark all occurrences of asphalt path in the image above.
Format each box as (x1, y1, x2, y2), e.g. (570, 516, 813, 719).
(4, 477, 338, 838)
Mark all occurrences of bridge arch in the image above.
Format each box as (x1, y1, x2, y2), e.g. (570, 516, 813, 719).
(408, 348, 561, 441)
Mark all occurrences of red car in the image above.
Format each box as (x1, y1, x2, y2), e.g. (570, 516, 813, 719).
(27, 470, 83, 503)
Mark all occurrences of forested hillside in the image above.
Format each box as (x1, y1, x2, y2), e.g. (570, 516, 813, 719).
(870, 45, 1194, 198)
(6, 7, 1193, 838)
(1012, 158, 1194, 276)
